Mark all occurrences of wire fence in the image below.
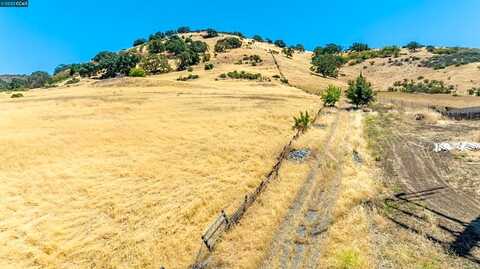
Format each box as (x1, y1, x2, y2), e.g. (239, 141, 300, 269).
(190, 107, 323, 269)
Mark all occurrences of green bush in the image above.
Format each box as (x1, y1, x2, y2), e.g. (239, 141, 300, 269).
(11, 93, 24, 98)
(293, 44, 305, 52)
(148, 39, 166, 53)
(252, 35, 264, 42)
(177, 50, 200, 70)
(389, 78, 454, 94)
(189, 40, 208, 53)
(314, 44, 342, 55)
(311, 54, 344, 78)
(274, 40, 287, 48)
(321, 85, 342, 107)
(165, 36, 187, 55)
(467, 87, 480, 96)
(404, 41, 424, 52)
(346, 74, 374, 108)
(349, 42, 370, 52)
(283, 47, 294, 58)
(219, 70, 263, 80)
(214, 37, 242, 52)
(128, 67, 146, 77)
(141, 54, 171, 74)
(177, 74, 199, 81)
(149, 31, 165, 41)
(204, 28, 218, 38)
(292, 111, 313, 133)
(204, 63, 214, 70)
(421, 48, 480, 69)
(202, 53, 211, 62)
(133, 38, 147, 47)
(177, 26, 190, 33)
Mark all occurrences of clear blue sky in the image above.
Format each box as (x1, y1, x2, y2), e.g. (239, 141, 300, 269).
(1, 0, 479, 74)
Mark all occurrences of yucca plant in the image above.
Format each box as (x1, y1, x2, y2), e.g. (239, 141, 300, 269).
(292, 111, 313, 133)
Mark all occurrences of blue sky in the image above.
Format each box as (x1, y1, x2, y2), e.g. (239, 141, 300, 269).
(1, 0, 479, 74)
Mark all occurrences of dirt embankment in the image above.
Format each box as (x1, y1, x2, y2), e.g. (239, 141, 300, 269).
(371, 109, 480, 267)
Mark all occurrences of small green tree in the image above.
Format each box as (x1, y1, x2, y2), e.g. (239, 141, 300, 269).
(204, 28, 218, 38)
(346, 73, 375, 108)
(189, 40, 208, 53)
(177, 50, 200, 70)
(282, 47, 294, 58)
(314, 44, 342, 55)
(165, 36, 187, 55)
(293, 44, 305, 52)
(252, 35, 263, 42)
(404, 41, 424, 52)
(274, 39, 287, 48)
(321, 85, 342, 107)
(177, 26, 191, 33)
(311, 54, 343, 77)
(292, 111, 313, 133)
(214, 37, 242, 52)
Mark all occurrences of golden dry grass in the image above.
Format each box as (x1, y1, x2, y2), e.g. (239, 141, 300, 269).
(377, 91, 480, 108)
(0, 75, 319, 269)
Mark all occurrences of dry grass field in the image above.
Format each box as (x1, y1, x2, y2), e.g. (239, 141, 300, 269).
(0, 75, 320, 269)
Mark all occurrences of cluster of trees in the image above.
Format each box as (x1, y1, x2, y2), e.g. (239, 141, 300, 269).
(0, 71, 52, 91)
(310, 44, 346, 77)
(214, 37, 242, 52)
(219, 70, 263, 80)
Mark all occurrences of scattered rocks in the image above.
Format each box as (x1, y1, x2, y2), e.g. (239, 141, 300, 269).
(415, 113, 425, 120)
(353, 150, 363, 164)
(288, 149, 311, 162)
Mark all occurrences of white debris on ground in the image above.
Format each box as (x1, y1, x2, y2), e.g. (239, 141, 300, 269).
(433, 142, 480, 152)
(288, 149, 311, 161)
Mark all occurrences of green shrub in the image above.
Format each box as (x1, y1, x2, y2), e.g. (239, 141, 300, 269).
(219, 70, 264, 80)
(293, 44, 305, 52)
(177, 26, 190, 33)
(467, 87, 480, 96)
(252, 35, 263, 42)
(280, 78, 289, 84)
(214, 37, 242, 52)
(389, 78, 453, 94)
(11, 93, 24, 98)
(204, 63, 214, 70)
(187, 67, 194, 72)
(349, 42, 370, 52)
(133, 38, 147, 47)
(346, 74, 375, 108)
(149, 31, 165, 41)
(165, 36, 187, 55)
(141, 54, 171, 74)
(404, 41, 424, 52)
(177, 50, 200, 71)
(274, 40, 287, 48)
(148, 39, 166, 53)
(204, 28, 218, 38)
(128, 67, 146, 77)
(177, 74, 199, 81)
(188, 40, 208, 53)
(314, 44, 342, 55)
(282, 47, 294, 58)
(421, 48, 480, 69)
(292, 111, 313, 133)
(321, 85, 342, 107)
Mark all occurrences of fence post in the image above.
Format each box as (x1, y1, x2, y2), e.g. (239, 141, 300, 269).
(201, 235, 212, 252)
(222, 210, 229, 226)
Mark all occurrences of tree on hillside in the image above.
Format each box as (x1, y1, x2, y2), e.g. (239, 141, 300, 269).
(189, 40, 208, 53)
(204, 28, 218, 38)
(93, 51, 117, 63)
(28, 71, 51, 88)
(214, 37, 242, 53)
(349, 42, 370, 52)
(274, 39, 287, 48)
(265, 38, 273, 44)
(165, 30, 177, 36)
(346, 73, 375, 108)
(282, 47, 294, 58)
(148, 39, 166, 54)
(404, 41, 424, 52)
(165, 36, 187, 55)
(252, 35, 264, 42)
(314, 43, 342, 56)
(141, 54, 171, 74)
(133, 38, 147, 47)
(293, 44, 305, 52)
(177, 49, 200, 70)
(177, 26, 191, 33)
(321, 85, 342, 107)
(311, 54, 344, 78)
(149, 31, 165, 41)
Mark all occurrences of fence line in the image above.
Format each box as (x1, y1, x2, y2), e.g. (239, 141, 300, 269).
(190, 107, 322, 269)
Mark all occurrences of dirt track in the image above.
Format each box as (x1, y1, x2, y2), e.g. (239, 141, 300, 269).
(379, 112, 480, 266)
(262, 110, 347, 268)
